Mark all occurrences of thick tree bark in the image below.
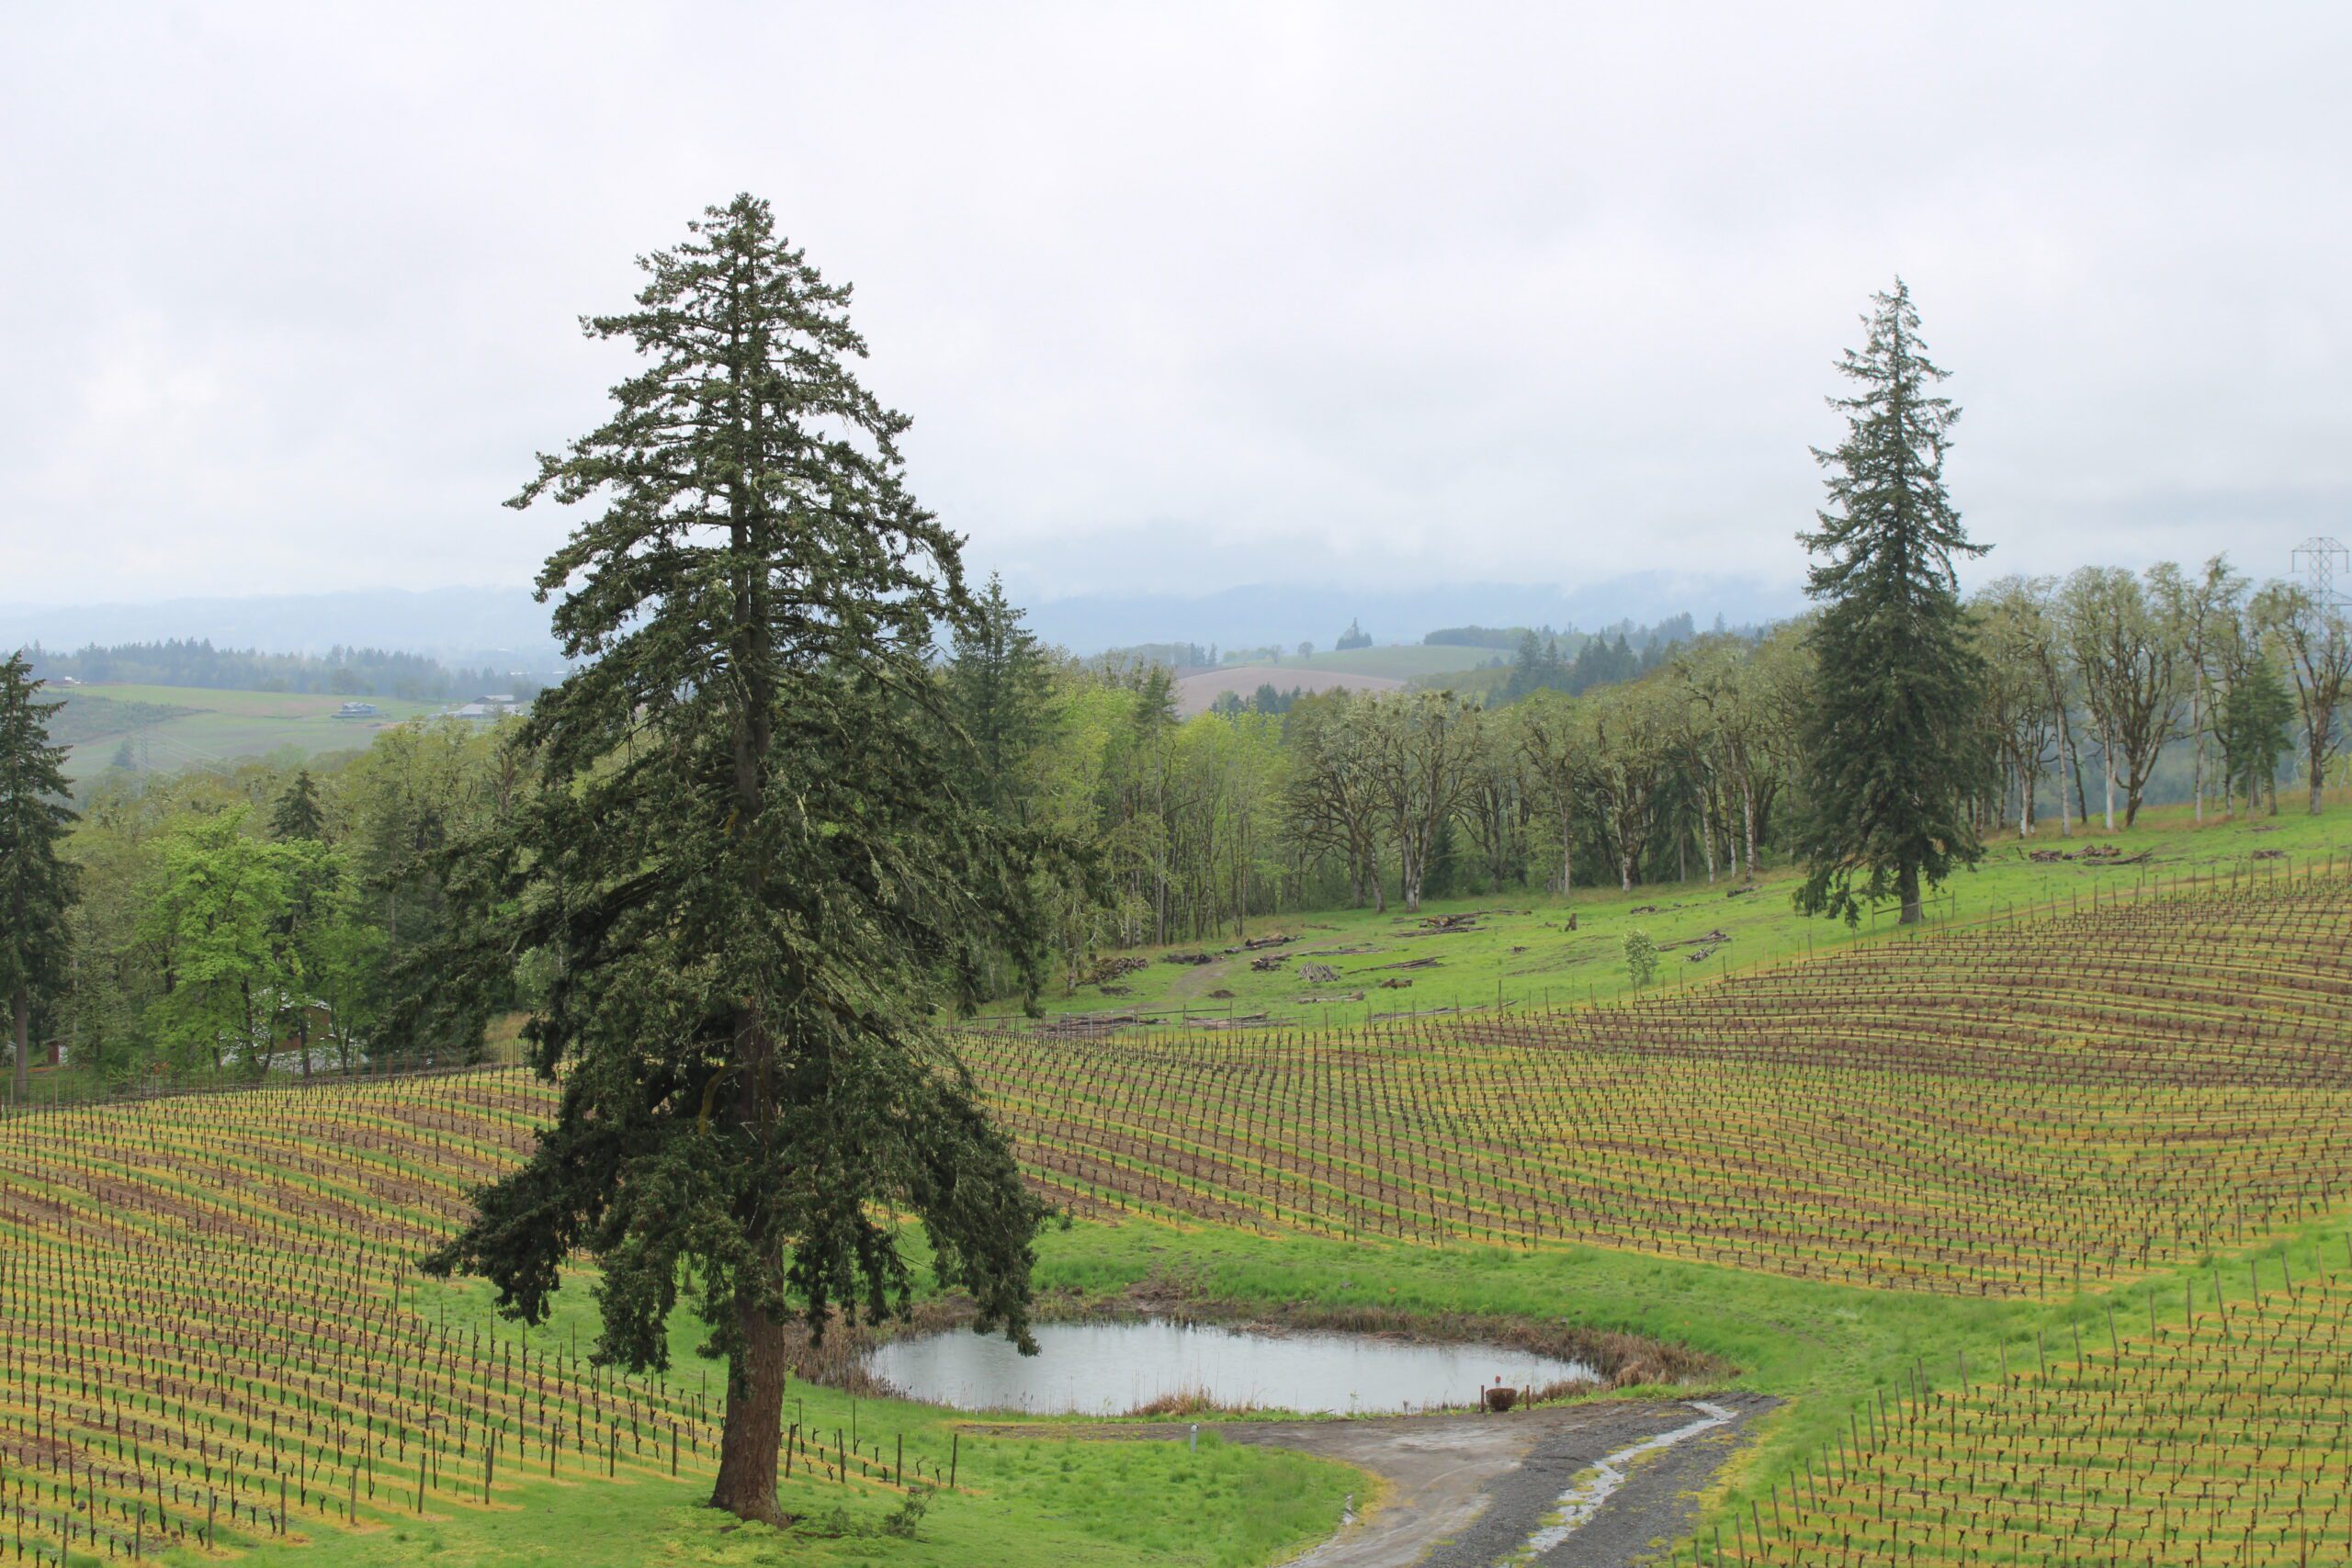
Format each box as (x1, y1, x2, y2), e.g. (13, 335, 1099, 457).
(710, 1287, 791, 1523)
(10, 987, 27, 1104)
(2053, 705, 2075, 837)
(1698, 789, 1715, 885)
(2101, 724, 2116, 832)
(2191, 691, 2206, 824)
(1897, 862, 1923, 926)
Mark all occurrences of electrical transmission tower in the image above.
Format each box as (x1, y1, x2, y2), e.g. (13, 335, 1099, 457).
(2292, 536, 2350, 610)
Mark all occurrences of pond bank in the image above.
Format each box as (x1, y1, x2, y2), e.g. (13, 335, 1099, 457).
(782, 1277, 1728, 1411)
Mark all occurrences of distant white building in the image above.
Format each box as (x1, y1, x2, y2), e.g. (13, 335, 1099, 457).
(334, 701, 379, 718)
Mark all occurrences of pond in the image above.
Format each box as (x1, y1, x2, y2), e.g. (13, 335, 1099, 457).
(865, 1319, 1595, 1416)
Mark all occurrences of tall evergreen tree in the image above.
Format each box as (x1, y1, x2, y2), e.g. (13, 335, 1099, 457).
(0, 654, 77, 1101)
(421, 196, 1053, 1525)
(2219, 650, 2296, 813)
(1792, 281, 1989, 925)
(944, 573, 1053, 819)
(270, 767, 326, 840)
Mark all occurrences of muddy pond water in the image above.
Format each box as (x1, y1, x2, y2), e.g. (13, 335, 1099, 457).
(865, 1320, 1595, 1416)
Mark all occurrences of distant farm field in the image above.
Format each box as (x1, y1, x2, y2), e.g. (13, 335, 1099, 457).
(1172, 663, 1405, 715)
(53, 683, 446, 779)
(1173, 646, 1508, 712)
(1283, 644, 1505, 681)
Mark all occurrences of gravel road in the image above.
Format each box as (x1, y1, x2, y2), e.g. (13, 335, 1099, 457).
(1224, 1392, 1778, 1568)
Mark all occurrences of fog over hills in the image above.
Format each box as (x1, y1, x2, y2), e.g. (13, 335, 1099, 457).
(4, 573, 1793, 668)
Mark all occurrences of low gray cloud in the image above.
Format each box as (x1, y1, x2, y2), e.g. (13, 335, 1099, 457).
(5, 2, 2347, 611)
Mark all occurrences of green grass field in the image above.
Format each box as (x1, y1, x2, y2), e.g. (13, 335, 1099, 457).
(1001, 791, 2352, 1028)
(54, 684, 447, 780)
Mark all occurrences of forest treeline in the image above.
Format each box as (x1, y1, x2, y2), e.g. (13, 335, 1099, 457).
(2, 554, 2345, 1089)
(25, 639, 534, 701)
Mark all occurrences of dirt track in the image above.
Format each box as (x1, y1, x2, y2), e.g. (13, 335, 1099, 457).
(1226, 1393, 1776, 1567)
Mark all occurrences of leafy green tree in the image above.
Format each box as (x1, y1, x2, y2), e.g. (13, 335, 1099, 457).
(271, 836, 366, 1077)
(1362, 692, 1485, 911)
(271, 767, 327, 840)
(2253, 581, 2352, 815)
(1586, 680, 1674, 892)
(1510, 689, 1587, 897)
(1, 654, 77, 1101)
(2219, 649, 2296, 813)
(1792, 281, 1989, 925)
(1972, 577, 2064, 837)
(420, 195, 1053, 1526)
(141, 808, 293, 1074)
(2060, 565, 2188, 829)
(1622, 929, 1659, 988)
(1282, 691, 1386, 910)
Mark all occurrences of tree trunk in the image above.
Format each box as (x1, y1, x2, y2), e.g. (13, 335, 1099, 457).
(2055, 706, 2075, 837)
(2312, 740, 2328, 816)
(709, 1288, 790, 1523)
(1559, 806, 1574, 900)
(2101, 724, 2116, 832)
(1897, 861, 1923, 926)
(10, 987, 27, 1105)
(1741, 781, 1758, 882)
(2191, 692, 2206, 824)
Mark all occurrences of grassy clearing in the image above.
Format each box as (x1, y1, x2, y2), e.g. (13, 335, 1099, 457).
(54, 683, 444, 780)
(1000, 793, 2352, 1027)
(206, 1418, 1351, 1568)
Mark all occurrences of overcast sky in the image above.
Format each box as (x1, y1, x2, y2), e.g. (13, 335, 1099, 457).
(5, 2, 2349, 614)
